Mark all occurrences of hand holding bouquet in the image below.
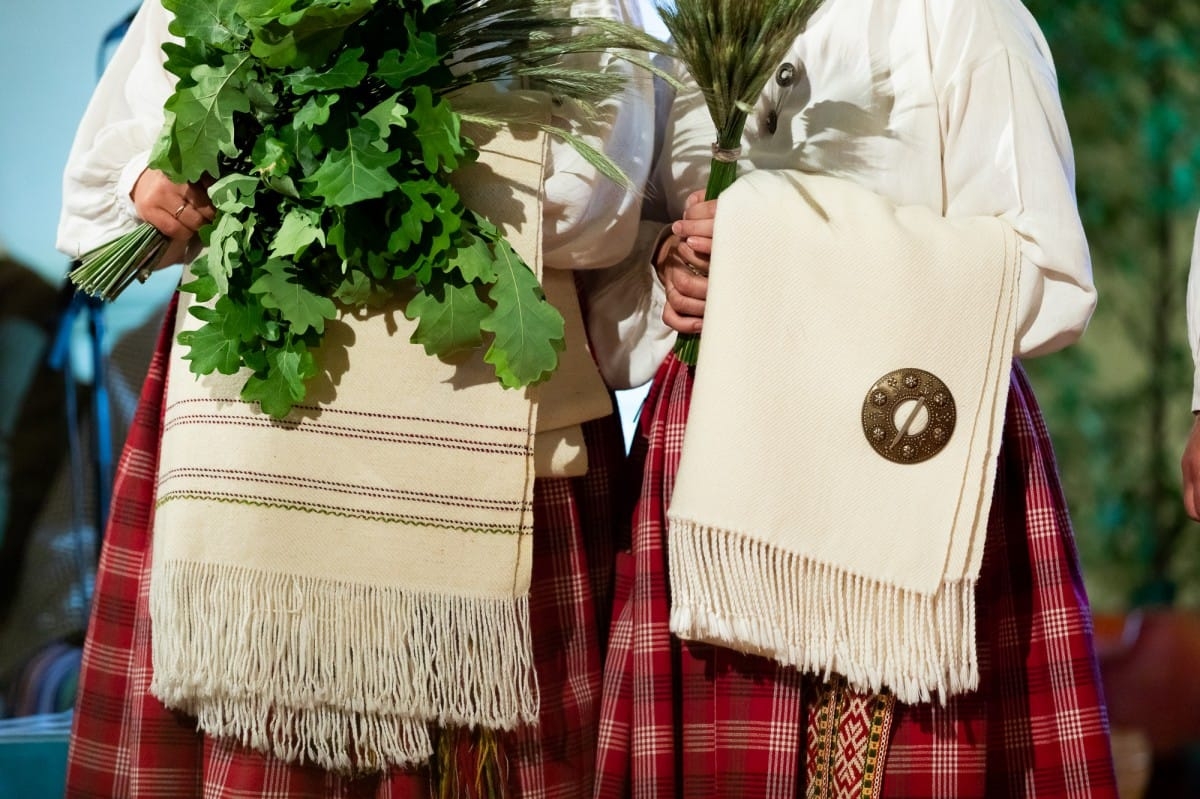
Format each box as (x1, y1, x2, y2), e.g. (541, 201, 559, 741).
(72, 0, 667, 417)
(656, 0, 825, 365)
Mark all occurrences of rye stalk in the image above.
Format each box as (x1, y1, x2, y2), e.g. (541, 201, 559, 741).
(657, 0, 825, 365)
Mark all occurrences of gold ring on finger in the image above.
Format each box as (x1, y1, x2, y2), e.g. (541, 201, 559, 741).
(173, 202, 188, 219)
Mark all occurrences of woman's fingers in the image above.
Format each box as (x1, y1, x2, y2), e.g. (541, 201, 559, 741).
(661, 260, 708, 334)
(682, 231, 713, 256)
(671, 221, 714, 260)
(673, 199, 717, 255)
(183, 183, 216, 221)
(656, 190, 718, 334)
(1182, 420, 1200, 521)
(132, 168, 215, 239)
(168, 184, 216, 234)
(170, 201, 204, 235)
(674, 236, 711, 270)
(671, 266, 708, 298)
(144, 201, 202, 240)
(683, 196, 718, 220)
(662, 280, 703, 333)
(663, 302, 703, 335)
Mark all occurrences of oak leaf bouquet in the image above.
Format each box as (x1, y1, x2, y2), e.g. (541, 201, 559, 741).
(71, 0, 665, 417)
(656, 0, 824, 365)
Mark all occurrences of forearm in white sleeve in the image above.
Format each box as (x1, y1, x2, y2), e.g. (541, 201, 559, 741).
(1188, 212, 1200, 411)
(56, 2, 177, 261)
(580, 220, 675, 388)
(941, 50, 1096, 358)
(541, 0, 655, 272)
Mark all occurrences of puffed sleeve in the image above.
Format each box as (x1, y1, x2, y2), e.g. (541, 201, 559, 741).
(579, 220, 675, 388)
(541, 0, 655, 271)
(940, 47, 1096, 358)
(1187, 212, 1200, 411)
(56, 2, 177, 261)
(578, 47, 684, 389)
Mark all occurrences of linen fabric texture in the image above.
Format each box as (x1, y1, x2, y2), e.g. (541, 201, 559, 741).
(665, 171, 1020, 703)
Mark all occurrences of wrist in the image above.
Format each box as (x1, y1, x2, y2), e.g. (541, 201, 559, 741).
(119, 156, 154, 223)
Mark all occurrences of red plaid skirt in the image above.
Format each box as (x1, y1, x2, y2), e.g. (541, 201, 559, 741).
(64, 303, 627, 799)
(595, 354, 1119, 798)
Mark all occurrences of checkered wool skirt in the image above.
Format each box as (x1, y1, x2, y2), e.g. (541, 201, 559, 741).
(595, 353, 1119, 798)
(64, 301, 627, 799)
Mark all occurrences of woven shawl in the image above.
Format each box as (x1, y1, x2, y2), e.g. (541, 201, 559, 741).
(667, 170, 1021, 704)
(148, 125, 553, 773)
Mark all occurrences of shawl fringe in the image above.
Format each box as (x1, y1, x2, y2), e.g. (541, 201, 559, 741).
(150, 560, 537, 773)
(668, 520, 978, 704)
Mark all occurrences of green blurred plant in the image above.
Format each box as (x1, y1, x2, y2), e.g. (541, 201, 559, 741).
(1023, 0, 1200, 610)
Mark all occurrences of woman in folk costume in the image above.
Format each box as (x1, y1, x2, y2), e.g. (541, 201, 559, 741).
(584, 0, 1120, 796)
(56, 1, 654, 797)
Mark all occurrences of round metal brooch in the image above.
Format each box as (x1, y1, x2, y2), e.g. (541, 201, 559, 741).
(861, 368, 956, 464)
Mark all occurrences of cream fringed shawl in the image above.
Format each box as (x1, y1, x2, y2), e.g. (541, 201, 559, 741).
(148, 127, 554, 773)
(667, 170, 1021, 704)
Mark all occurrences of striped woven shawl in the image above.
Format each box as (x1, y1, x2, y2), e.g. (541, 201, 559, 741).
(148, 125, 550, 773)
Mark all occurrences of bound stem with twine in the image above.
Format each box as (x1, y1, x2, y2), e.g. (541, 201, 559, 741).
(656, 0, 826, 365)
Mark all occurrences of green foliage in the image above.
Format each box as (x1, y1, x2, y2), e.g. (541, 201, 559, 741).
(87, 0, 668, 418)
(1022, 0, 1200, 609)
(406, 275, 491, 356)
(303, 125, 405, 206)
(481, 233, 566, 387)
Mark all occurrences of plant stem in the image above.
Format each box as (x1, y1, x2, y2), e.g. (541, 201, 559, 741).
(672, 152, 741, 366)
(70, 223, 170, 301)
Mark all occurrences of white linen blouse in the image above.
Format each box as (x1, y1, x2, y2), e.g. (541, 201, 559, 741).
(585, 0, 1097, 389)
